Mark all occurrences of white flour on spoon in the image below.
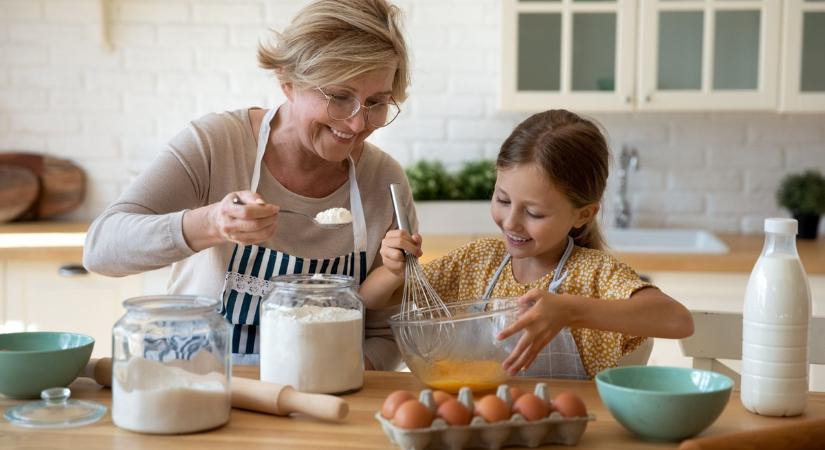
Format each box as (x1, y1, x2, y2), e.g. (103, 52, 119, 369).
(314, 207, 353, 224)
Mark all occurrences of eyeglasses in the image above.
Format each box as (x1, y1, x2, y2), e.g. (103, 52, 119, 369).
(316, 87, 401, 128)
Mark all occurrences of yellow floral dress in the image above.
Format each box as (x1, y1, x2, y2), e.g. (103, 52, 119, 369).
(422, 238, 653, 379)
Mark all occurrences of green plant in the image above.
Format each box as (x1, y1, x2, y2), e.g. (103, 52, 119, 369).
(454, 160, 496, 200)
(776, 170, 825, 215)
(405, 160, 456, 201)
(405, 159, 496, 201)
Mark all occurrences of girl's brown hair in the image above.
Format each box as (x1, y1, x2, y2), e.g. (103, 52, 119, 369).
(257, 0, 410, 102)
(497, 109, 609, 250)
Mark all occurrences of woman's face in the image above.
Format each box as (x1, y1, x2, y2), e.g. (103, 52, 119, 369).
(490, 164, 595, 261)
(285, 66, 396, 163)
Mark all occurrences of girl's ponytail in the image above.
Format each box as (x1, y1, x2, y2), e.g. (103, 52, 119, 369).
(571, 220, 605, 251)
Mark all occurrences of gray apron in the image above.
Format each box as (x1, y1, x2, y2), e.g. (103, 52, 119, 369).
(483, 236, 588, 379)
(220, 106, 369, 364)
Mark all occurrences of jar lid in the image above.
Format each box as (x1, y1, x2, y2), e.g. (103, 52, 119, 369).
(3, 387, 106, 428)
(271, 274, 356, 289)
(765, 218, 797, 234)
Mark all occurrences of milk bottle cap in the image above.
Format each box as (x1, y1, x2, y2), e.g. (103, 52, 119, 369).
(764, 218, 797, 234)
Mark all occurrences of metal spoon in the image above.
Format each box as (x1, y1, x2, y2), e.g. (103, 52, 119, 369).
(232, 196, 350, 229)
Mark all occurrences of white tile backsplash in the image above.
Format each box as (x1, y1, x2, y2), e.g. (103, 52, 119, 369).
(0, 0, 822, 234)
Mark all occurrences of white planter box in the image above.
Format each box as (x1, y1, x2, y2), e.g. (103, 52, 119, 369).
(415, 201, 499, 235)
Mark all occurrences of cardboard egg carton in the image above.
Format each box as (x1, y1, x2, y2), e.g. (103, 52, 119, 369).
(375, 383, 595, 449)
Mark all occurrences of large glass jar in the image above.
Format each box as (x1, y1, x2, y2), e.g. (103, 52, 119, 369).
(260, 274, 364, 394)
(111, 295, 230, 434)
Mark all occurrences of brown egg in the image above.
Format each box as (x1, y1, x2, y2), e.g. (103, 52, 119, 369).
(392, 400, 435, 429)
(437, 399, 471, 426)
(381, 390, 416, 419)
(432, 390, 453, 406)
(512, 393, 551, 421)
(474, 394, 511, 423)
(509, 387, 526, 401)
(553, 391, 587, 418)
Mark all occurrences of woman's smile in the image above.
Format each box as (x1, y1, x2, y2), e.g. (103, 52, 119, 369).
(328, 125, 356, 143)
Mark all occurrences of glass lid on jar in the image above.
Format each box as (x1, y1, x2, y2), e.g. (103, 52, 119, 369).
(4, 387, 107, 428)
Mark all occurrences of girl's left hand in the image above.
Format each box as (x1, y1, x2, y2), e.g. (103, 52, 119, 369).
(497, 289, 570, 375)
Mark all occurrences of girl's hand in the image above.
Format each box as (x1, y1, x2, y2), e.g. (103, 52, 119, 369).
(379, 229, 423, 278)
(209, 191, 279, 245)
(497, 289, 571, 375)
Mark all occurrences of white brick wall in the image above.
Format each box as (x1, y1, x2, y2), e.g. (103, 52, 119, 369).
(0, 0, 823, 233)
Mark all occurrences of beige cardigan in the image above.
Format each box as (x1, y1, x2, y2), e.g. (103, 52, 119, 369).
(83, 108, 416, 370)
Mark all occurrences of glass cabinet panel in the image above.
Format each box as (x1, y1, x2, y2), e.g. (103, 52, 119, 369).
(714, 11, 760, 90)
(517, 13, 562, 90)
(572, 13, 617, 91)
(801, 12, 825, 91)
(658, 11, 703, 90)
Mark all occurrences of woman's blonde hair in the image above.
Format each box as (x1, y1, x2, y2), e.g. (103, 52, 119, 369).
(258, 0, 410, 102)
(497, 110, 609, 250)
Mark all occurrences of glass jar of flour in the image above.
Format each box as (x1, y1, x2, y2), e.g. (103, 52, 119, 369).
(260, 274, 364, 394)
(111, 296, 230, 434)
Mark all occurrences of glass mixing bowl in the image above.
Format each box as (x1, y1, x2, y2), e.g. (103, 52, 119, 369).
(389, 298, 523, 393)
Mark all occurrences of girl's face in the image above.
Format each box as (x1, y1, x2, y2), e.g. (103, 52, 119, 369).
(491, 164, 597, 260)
(283, 66, 396, 162)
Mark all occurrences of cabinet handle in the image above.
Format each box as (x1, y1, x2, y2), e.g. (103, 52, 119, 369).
(58, 264, 89, 277)
(645, 94, 652, 103)
(625, 95, 632, 104)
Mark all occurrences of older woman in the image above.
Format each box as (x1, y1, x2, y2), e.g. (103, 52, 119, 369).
(83, 0, 416, 368)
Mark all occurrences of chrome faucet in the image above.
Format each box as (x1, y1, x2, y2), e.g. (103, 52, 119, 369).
(614, 145, 639, 229)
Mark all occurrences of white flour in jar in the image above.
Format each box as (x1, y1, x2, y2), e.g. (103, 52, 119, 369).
(314, 207, 353, 224)
(260, 304, 363, 394)
(112, 356, 230, 434)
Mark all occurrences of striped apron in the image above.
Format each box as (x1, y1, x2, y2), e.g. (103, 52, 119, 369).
(483, 236, 588, 379)
(220, 107, 369, 364)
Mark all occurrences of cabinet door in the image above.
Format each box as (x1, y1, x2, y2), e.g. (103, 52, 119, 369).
(3, 260, 142, 357)
(501, 0, 637, 112)
(638, 0, 780, 111)
(781, 0, 825, 112)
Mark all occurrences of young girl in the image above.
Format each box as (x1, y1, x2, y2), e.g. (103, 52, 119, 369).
(360, 109, 694, 379)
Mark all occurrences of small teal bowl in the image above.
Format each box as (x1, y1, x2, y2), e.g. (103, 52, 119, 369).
(0, 332, 94, 399)
(595, 366, 733, 441)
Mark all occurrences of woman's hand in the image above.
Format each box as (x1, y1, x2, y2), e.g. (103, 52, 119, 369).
(497, 289, 572, 375)
(379, 229, 423, 278)
(209, 191, 280, 245)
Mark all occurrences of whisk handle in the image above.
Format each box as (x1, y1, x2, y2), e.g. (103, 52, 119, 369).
(389, 183, 411, 232)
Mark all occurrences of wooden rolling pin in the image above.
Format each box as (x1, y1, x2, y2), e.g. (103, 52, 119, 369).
(83, 358, 348, 422)
(678, 418, 825, 450)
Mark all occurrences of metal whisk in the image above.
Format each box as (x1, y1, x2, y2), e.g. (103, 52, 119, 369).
(389, 184, 453, 359)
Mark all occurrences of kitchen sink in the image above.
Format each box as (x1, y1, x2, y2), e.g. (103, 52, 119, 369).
(604, 228, 729, 254)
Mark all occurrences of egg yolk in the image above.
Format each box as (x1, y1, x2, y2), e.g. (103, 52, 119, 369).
(421, 360, 507, 393)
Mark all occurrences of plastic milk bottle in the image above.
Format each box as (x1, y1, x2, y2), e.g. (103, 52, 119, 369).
(741, 218, 811, 416)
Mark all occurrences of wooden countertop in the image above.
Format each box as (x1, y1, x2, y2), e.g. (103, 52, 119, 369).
(419, 233, 825, 274)
(2, 367, 824, 449)
(2, 222, 824, 273)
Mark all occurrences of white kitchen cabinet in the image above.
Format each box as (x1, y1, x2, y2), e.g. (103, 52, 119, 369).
(2, 260, 143, 357)
(501, 0, 638, 112)
(501, 0, 788, 112)
(637, 0, 781, 111)
(781, 0, 825, 112)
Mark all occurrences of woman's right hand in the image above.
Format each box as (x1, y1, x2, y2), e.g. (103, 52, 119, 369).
(379, 229, 422, 278)
(209, 191, 280, 245)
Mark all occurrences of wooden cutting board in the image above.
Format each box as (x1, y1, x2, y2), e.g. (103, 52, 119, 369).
(0, 152, 86, 221)
(0, 166, 40, 222)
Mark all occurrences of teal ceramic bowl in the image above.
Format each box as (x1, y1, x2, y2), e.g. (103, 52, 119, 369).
(0, 332, 94, 399)
(595, 366, 733, 441)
